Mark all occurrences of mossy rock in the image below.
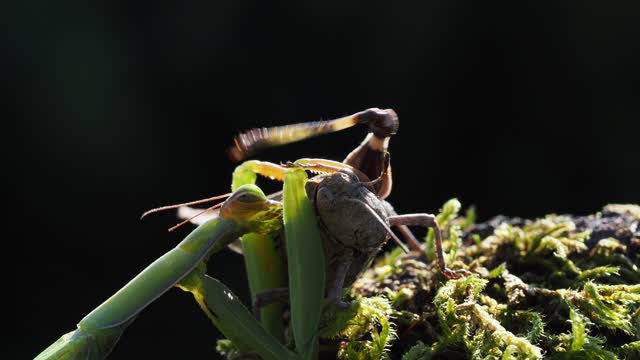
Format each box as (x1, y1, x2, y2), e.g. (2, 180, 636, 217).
(335, 202, 639, 359)
(219, 202, 639, 359)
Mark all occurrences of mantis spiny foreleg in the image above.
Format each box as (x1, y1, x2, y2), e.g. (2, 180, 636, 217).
(36, 185, 290, 360)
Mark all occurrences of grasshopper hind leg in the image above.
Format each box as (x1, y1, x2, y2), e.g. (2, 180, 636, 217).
(343, 108, 398, 200)
(228, 108, 399, 199)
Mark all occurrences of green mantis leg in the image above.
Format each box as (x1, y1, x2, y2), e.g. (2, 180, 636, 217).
(36, 216, 243, 360)
(233, 161, 328, 359)
(177, 264, 296, 360)
(36, 185, 289, 360)
(231, 160, 289, 340)
(282, 167, 326, 359)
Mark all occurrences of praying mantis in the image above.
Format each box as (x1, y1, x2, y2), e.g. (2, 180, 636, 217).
(36, 108, 471, 360)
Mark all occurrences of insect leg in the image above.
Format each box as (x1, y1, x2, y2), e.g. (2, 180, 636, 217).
(342, 108, 398, 199)
(36, 217, 246, 360)
(381, 200, 423, 252)
(287, 158, 369, 180)
(228, 111, 364, 162)
(282, 167, 326, 356)
(388, 214, 472, 279)
(231, 160, 289, 341)
(252, 287, 290, 320)
(232, 160, 288, 190)
(180, 273, 296, 360)
(227, 108, 398, 198)
(326, 248, 354, 307)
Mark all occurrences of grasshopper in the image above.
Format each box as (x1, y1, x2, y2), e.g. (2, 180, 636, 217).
(36, 108, 470, 360)
(222, 108, 471, 308)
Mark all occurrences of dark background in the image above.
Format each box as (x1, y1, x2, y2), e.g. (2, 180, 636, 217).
(13, 1, 639, 359)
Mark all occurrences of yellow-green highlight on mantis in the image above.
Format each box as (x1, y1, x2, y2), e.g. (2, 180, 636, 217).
(230, 160, 328, 357)
(232, 160, 288, 341)
(36, 184, 297, 360)
(283, 168, 326, 359)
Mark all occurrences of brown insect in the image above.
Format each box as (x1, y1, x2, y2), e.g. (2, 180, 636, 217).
(221, 108, 472, 308)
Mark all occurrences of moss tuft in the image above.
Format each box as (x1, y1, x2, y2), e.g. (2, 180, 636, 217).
(349, 201, 639, 359)
(216, 201, 639, 359)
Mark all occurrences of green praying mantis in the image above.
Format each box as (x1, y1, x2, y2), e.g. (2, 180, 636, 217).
(36, 108, 471, 360)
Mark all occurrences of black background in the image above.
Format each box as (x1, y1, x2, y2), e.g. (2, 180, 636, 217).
(13, 2, 639, 359)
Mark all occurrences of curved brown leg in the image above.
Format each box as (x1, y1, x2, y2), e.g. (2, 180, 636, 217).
(253, 287, 290, 320)
(388, 214, 472, 279)
(227, 108, 399, 199)
(343, 108, 398, 199)
(381, 200, 423, 252)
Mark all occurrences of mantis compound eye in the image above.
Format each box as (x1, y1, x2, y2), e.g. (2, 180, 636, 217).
(235, 192, 263, 203)
(228, 184, 268, 205)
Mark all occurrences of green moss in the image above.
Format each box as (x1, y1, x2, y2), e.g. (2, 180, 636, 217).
(215, 201, 638, 359)
(349, 200, 639, 359)
(319, 297, 396, 360)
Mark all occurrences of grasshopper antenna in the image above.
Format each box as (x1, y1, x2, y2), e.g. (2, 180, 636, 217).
(348, 199, 410, 254)
(140, 193, 232, 219)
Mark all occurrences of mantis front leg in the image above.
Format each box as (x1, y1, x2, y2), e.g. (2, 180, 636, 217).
(36, 217, 244, 360)
(231, 160, 289, 340)
(177, 267, 296, 360)
(234, 161, 328, 357)
(282, 168, 326, 359)
(36, 185, 288, 360)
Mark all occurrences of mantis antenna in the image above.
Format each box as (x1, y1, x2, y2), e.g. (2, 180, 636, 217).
(140, 192, 232, 219)
(168, 201, 226, 232)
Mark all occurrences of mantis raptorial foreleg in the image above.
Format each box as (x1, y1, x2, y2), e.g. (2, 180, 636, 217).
(283, 168, 326, 357)
(222, 161, 329, 356)
(177, 265, 296, 360)
(36, 185, 290, 360)
(175, 160, 320, 342)
(230, 160, 289, 340)
(229, 160, 328, 356)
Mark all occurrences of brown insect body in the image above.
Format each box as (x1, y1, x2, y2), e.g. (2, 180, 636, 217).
(305, 169, 391, 290)
(219, 108, 470, 310)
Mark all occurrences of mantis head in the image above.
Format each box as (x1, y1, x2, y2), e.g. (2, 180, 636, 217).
(220, 184, 283, 235)
(141, 184, 282, 235)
